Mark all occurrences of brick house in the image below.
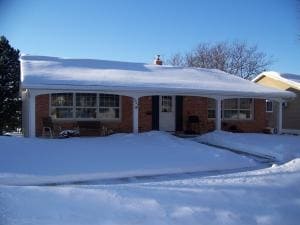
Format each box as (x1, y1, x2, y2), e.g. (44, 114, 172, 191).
(20, 55, 294, 137)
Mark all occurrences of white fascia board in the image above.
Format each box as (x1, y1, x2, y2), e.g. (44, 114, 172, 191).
(23, 84, 295, 100)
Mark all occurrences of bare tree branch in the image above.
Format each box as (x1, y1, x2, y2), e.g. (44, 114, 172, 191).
(167, 53, 185, 66)
(168, 41, 272, 80)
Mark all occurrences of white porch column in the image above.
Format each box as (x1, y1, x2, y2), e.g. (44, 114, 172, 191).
(28, 90, 37, 137)
(215, 97, 222, 131)
(277, 99, 283, 134)
(133, 97, 139, 133)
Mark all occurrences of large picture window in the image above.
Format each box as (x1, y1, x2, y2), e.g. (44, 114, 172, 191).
(50, 93, 120, 120)
(223, 98, 253, 120)
(207, 98, 253, 120)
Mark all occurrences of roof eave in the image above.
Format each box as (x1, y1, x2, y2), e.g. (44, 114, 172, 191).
(21, 84, 295, 100)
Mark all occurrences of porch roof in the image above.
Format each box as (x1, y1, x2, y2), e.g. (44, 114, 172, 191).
(21, 55, 295, 99)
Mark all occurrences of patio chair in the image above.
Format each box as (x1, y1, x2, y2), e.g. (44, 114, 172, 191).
(42, 117, 54, 138)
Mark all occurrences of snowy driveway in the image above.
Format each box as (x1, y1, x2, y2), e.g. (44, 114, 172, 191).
(196, 131, 300, 162)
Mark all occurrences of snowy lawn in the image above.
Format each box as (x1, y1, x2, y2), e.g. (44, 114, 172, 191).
(196, 131, 300, 162)
(1, 131, 300, 224)
(1, 159, 300, 225)
(0, 131, 259, 185)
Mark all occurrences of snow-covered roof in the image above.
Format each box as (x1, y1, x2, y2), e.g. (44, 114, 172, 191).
(253, 71, 300, 91)
(20, 55, 295, 99)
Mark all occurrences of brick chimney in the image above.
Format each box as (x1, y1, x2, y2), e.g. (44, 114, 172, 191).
(154, 55, 163, 65)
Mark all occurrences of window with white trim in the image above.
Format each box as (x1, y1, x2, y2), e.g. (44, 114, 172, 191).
(76, 93, 97, 118)
(99, 94, 120, 119)
(266, 100, 273, 112)
(223, 98, 253, 120)
(50, 93, 73, 118)
(207, 98, 253, 120)
(161, 96, 173, 112)
(50, 93, 120, 120)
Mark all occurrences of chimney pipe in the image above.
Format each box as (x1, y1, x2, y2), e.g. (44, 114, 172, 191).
(154, 55, 163, 65)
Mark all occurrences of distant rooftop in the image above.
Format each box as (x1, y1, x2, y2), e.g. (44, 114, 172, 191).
(277, 73, 300, 85)
(253, 71, 300, 90)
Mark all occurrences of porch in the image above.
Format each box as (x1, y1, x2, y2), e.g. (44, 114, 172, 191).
(23, 90, 286, 137)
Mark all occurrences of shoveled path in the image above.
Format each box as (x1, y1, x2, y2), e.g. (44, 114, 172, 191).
(193, 140, 278, 164)
(31, 163, 269, 186)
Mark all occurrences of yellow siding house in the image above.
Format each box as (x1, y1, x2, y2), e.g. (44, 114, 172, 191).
(253, 72, 300, 134)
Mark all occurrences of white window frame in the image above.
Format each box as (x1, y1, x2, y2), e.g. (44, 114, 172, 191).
(49, 93, 121, 121)
(75, 93, 98, 119)
(161, 96, 173, 112)
(98, 94, 121, 120)
(50, 93, 74, 119)
(266, 100, 273, 113)
(223, 98, 254, 120)
(207, 98, 216, 120)
(207, 98, 254, 120)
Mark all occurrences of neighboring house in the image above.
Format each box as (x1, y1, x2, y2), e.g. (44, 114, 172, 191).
(253, 71, 300, 134)
(20, 55, 294, 137)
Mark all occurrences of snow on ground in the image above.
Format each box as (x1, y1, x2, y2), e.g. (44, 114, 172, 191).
(0, 131, 259, 185)
(196, 131, 300, 162)
(1, 131, 300, 224)
(1, 159, 300, 225)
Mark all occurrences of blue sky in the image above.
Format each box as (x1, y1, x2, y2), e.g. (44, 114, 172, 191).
(1, 0, 299, 74)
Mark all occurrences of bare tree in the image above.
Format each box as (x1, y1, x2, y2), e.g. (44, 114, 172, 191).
(167, 53, 185, 66)
(168, 41, 272, 80)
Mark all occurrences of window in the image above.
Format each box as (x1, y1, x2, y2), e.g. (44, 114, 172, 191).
(50, 93, 120, 120)
(207, 98, 216, 119)
(76, 93, 97, 118)
(207, 98, 253, 120)
(266, 100, 273, 112)
(161, 96, 172, 112)
(223, 98, 253, 120)
(51, 93, 73, 118)
(99, 94, 120, 119)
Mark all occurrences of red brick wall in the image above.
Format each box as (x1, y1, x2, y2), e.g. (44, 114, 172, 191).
(182, 96, 211, 133)
(35, 94, 267, 136)
(139, 96, 152, 132)
(36, 94, 50, 136)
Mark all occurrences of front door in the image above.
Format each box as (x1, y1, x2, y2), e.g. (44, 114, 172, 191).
(159, 96, 175, 131)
